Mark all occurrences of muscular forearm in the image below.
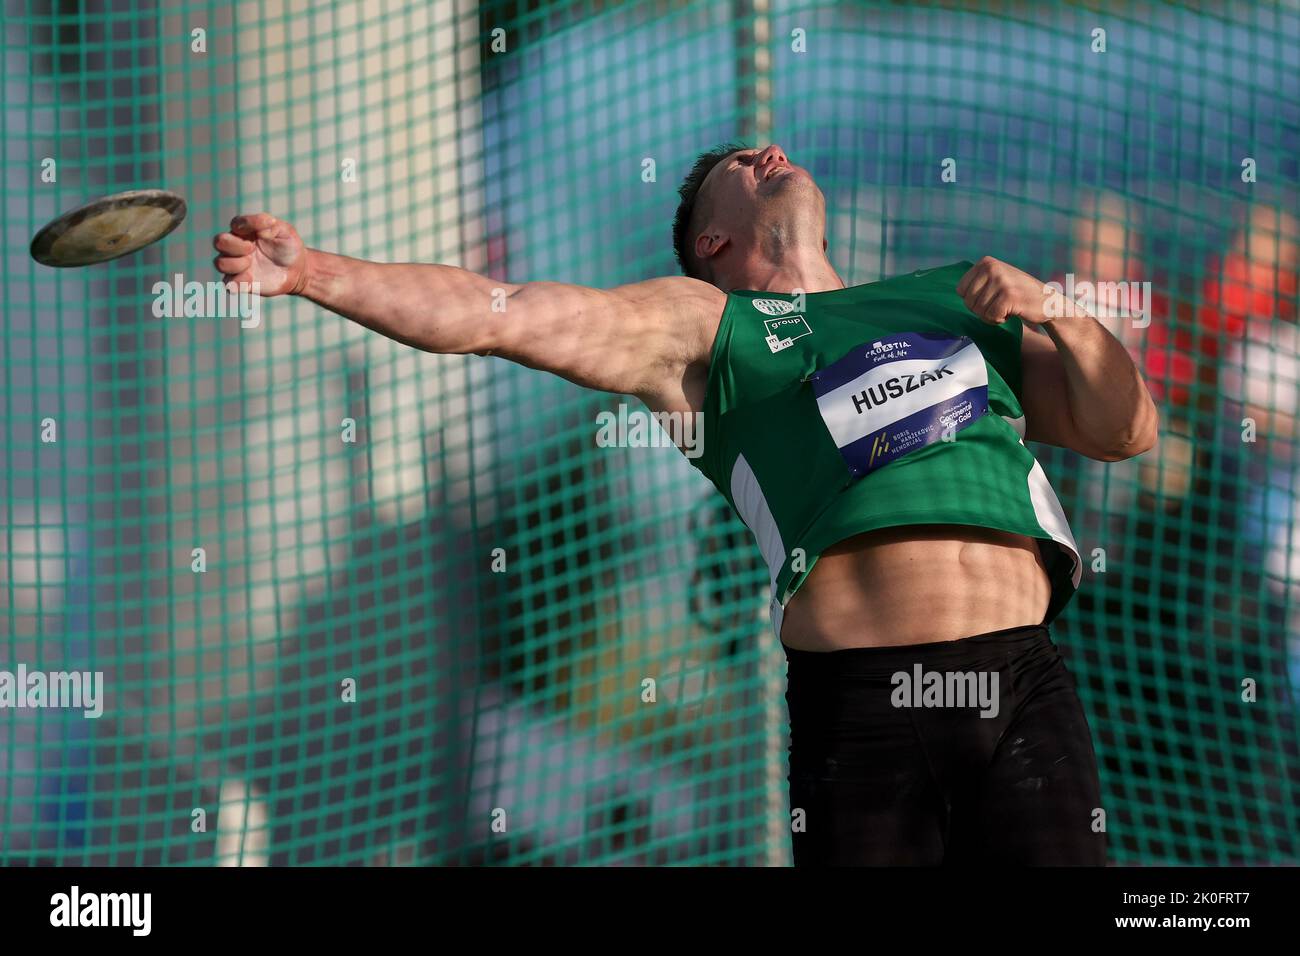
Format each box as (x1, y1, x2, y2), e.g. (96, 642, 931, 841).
(299, 249, 509, 355)
(1040, 310, 1159, 460)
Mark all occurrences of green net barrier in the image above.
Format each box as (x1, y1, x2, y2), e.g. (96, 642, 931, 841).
(2, 0, 1298, 865)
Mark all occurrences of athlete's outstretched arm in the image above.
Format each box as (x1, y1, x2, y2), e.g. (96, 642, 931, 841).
(212, 213, 723, 409)
(957, 256, 1159, 462)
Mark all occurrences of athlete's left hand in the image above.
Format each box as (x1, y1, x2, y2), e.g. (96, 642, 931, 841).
(956, 256, 1065, 326)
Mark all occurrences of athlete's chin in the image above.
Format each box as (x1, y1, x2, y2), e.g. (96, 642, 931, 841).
(762, 173, 824, 210)
(759, 171, 804, 197)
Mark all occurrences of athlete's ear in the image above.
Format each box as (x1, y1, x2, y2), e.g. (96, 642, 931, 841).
(823, 237, 828, 252)
(694, 230, 729, 264)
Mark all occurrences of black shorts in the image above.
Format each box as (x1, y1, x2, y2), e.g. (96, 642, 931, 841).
(784, 624, 1105, 866)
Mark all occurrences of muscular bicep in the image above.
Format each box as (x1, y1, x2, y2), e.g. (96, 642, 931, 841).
(484, 277, 724, 405)
(1018, 325, 1080, 450)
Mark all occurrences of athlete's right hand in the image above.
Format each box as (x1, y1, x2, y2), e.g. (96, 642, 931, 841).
(212, 213, 311, 297)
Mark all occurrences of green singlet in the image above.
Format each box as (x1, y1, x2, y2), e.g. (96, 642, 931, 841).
(689, 261, 1082, 639)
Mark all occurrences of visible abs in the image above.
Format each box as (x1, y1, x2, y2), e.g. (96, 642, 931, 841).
(779, 525, 1052, 651)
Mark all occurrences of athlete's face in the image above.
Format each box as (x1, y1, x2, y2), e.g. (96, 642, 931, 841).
(694, 144, 823, 260)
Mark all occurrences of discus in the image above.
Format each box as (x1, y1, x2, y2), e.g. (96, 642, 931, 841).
(30, 189, 187, 267)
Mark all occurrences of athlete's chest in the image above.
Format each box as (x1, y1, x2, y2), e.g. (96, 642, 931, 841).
(730, 294, 1008, 393)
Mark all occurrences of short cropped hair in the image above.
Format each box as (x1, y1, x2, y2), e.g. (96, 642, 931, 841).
(672, 141, 749, 278)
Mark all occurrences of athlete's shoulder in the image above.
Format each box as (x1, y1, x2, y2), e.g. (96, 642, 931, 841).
(613, 275, 727, 318)
(608, 276, 728, 392)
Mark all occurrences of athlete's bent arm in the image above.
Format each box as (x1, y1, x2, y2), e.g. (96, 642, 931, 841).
(213, 213, 724, 412)
(957, 256, 1159, 462)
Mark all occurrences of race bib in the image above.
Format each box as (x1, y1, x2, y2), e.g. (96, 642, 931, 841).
(808, 332, 989, 477)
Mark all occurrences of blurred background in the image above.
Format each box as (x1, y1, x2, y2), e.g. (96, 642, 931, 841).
(1, 0, 1297, 865)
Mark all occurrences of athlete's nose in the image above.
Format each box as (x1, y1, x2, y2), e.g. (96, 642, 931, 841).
(755, 144, 789, 178)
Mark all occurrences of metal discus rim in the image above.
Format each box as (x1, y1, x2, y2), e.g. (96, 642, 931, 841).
(30, 188, 187, 267)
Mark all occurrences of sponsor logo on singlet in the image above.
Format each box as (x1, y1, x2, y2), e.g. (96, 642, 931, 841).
(752, 297, 796, 316)
(763, 315, 812, 353)
(751, 297, 813, 353)
(809, 331, 989, 476)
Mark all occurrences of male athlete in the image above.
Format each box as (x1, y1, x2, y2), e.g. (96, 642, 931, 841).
(214, 143, 1157, 866)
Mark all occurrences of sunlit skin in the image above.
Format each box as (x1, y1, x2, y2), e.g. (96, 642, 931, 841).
(688, 146, 843, 294)
(213, 144, 1157, 651)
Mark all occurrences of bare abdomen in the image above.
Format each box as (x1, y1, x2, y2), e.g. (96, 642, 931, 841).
(779, 524, 1052, 651)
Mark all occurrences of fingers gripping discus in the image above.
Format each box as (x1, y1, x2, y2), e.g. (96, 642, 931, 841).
(30, 189, 186, 267)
